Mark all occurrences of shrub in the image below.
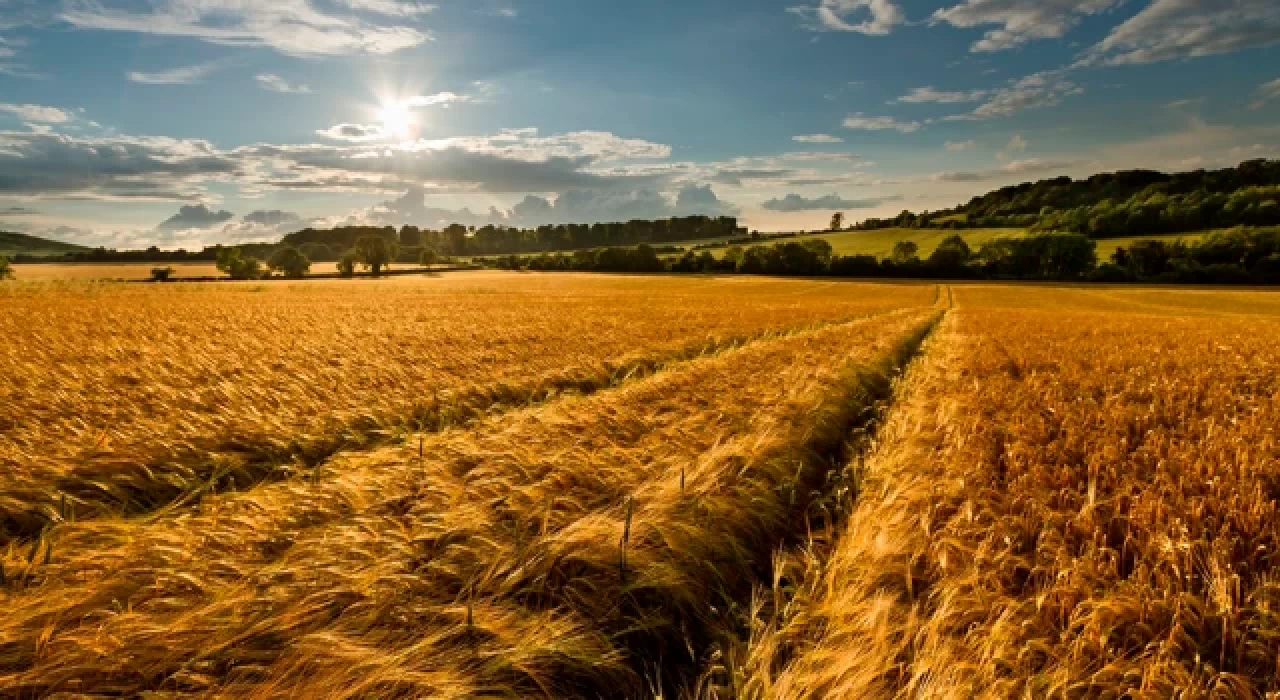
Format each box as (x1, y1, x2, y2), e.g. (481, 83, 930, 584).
(215, 249, 263, 280)
(0, 254, 12, 280)
(150, 267, 176, 282)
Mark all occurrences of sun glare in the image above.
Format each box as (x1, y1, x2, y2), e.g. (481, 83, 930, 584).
(379, 101, 415, 141)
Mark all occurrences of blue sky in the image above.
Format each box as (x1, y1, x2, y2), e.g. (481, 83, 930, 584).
(1, 0, 1279, 248)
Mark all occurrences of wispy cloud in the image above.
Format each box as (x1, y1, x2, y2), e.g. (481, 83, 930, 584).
(933, 0, 1121, 53)
(945, 140, 976, 151)
(789, 0, 905, 36)
(334, 0, 436, 17)
(931, 158, 1075, 182)
(257, 73, 312, 94)
(893, 86, 988, 104)
(945, 71, 1081, 120)
(1083, 0, 1280, 66)
(0, 103, 73, 123)
(128, 62, 221, 85)
(1251, 78, 1280, 110)
(843, 113, 921, 133)
(792, 134, 844, 144)
(60, 0, 429, 57)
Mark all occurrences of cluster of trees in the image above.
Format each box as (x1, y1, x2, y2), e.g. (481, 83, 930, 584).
(852, 159, 1280, 237)
(212, 235, 438, 280)
(1102, 228, 1280, 283)
(284, 216, 743, 259)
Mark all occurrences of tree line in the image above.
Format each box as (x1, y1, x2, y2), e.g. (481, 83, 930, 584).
(9, 216, 745, 266)
(487, 228, 1280, 284)
(853, 159, 1280, 238)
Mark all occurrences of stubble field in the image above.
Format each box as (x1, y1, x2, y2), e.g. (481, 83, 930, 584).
(1, 272, 1278, 698)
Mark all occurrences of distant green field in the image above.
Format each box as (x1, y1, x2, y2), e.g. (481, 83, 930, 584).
(696, 228, 1213, 262)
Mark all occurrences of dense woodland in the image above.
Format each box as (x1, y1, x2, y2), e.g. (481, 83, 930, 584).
(858, 159, 1280, 237)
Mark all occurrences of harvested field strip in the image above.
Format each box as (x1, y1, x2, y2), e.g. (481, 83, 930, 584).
(0, 277, 936, 543)
(736, 308, 1280, 698)
(0, 310, 940, 697)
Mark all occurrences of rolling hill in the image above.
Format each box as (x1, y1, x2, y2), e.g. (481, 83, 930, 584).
(0, 232, 92, 258)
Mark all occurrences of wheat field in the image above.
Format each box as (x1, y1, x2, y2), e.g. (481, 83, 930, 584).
(2, 272, 1279, 698)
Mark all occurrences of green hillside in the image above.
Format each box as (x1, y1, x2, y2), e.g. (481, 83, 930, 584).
(0, 232, 92, 258)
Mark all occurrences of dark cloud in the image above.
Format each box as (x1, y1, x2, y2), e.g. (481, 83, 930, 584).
(0, 131, 241, 200)
(761, 193, 902, 212)
(242, 209, 303, 227)
(157, 204, 234, 231)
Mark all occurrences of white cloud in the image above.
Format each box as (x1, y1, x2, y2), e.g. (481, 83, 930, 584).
(792, 134, 844, 144)
(843, 113, 921, 133)
(1086, 0, 1280, 65)
(1005, 134, 1027, 152)
(60, 0, 429, 57)
(334, 0, 436, 17)
(789, 0, 905, 35)
(1250, 78, 1280, 110)
(128, 62, 220, 85)
(0, 103, 73, 123)
(934, 0, 1121, 52)
(945, 140, 977, 151)
(894, 86, 988, 104)
(256, 73, 312, 94)
(438, 128, 672, 162)
(406, 92, 469, 107)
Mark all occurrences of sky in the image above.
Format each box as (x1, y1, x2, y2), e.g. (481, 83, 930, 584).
(0, 0, 1279, 249)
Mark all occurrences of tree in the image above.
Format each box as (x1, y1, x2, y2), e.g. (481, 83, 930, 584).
(802, 239, 834, 265)
(337, 251, 358, 278)
(354, 235, 397, 276)
(150, 267, 175, 282)
(267, 246, 311, 279)
(0, 254, 12, 280)
(829, 212, 845, 231)
(928, 234, 972, 269)
(419, 248, 439, 268)
(891, 240, 920, 265)
(215, 248, 263, 280)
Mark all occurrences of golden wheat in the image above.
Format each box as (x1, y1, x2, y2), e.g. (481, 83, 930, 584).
(0, 305, 938, 696)
(735, 289, 1280, 699)
(0, 273, 935, 542)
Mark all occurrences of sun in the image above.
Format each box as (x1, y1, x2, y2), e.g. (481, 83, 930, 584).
(378, 100, 415, 141)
